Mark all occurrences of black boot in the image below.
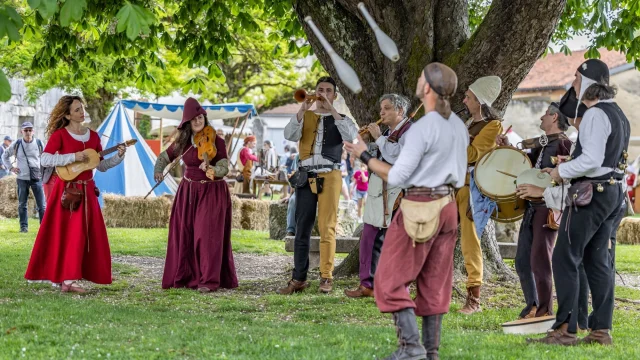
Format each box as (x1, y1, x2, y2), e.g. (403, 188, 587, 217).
(422, 314, 443, 360)
(383, 308, 427, 360)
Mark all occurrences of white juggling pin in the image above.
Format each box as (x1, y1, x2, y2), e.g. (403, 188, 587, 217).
(357, 2, 400, 62)
(304, 16, 362, 94)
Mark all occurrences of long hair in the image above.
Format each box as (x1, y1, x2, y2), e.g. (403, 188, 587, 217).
(46, 95, 84, 138)
(173, 115, 209, 155)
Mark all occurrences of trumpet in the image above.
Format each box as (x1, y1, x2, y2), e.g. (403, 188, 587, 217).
(294, 89, 323, 103)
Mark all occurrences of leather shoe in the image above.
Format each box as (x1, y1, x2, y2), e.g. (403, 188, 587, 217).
(276, 279, 309, 295)
(319, 278, 333, 293)
(61, 282, 86, 294)
(579, 329, 612, 346)
(344, 285, 373, 298)
(286, 232, 295, 237)
(527, 323, 577, 346)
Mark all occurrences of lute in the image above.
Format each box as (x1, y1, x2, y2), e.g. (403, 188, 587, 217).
(56, 139, 137, 181)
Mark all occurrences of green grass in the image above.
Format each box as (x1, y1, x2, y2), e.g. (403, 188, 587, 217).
(1, 218, 640, 359)
(617, 245, 640, 274)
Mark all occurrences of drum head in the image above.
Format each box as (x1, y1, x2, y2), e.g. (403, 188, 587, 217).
(516, 168, 552, 189)
(475, 147, 532, 200)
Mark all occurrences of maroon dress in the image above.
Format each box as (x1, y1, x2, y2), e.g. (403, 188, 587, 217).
(161, 136, 238, 291)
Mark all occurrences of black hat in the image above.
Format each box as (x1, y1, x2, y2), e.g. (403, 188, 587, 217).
(577, 59, 610, 85)
(558, 88, 587, 119)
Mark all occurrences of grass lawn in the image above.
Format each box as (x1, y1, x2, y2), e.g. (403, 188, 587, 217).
(1, 218, 639, 359)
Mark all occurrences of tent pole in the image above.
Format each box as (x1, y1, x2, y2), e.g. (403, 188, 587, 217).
(226, 116, 241, 155)
(159, 117, 164, 145)
(230, 113, 250, 158)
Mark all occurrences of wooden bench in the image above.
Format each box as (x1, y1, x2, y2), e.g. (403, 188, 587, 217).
(498, 242, 518, 260)
(285, 236, 359, 268)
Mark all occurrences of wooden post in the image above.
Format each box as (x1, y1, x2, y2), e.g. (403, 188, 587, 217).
(226, 116, 241, 155)
(159, 117, 163, 145)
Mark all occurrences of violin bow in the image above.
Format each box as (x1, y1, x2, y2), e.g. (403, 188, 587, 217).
(144, 145, 193, 199)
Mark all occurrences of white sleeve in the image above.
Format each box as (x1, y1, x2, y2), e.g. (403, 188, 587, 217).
(543, 184, 570, 211)
(335, 116, 359, 142)
(375, 136, 402, 163)
(97, 154, 124, 172)
(387, 127, 429, 187)
(558, 108, 610, 179)
(40, 152, 76, 167)
(284, 115, 303, 142)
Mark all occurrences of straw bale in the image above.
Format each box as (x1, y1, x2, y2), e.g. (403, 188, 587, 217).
(0, 176, 37, 218)
(102, 193, 173, 228)
(240, 199, 270, 231)
(617, 217, 640, 245)
(231, 195, 243, 230)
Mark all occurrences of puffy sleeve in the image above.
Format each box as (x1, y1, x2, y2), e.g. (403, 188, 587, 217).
(467, 120, 502, 164)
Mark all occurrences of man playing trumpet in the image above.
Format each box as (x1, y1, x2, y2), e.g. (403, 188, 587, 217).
(344, 94, 412, 298)
(278, 76, 358, 295)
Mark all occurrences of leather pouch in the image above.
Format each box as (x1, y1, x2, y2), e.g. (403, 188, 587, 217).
(400, 195, 452, 245)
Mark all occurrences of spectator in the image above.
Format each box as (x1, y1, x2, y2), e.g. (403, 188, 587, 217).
(0, 135, 12, 179)
(353, 162, 369, 219)
(1, 123, 46, 232)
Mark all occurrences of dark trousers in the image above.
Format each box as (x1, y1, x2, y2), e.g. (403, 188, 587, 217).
(515, 204, 557, 317)
(552, 183, 624, 333)
(359, 223, 386, 289)
(17, 179, 46, 230)
(577, 201, 626, 330)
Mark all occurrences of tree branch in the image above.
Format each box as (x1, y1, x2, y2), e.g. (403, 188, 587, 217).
(239, 82, 297, 96)
(446, 0, 567, 114)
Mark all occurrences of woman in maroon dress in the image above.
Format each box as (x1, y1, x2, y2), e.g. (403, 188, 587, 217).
(154, 97, 238, 292)
(25, 96, 126, 293)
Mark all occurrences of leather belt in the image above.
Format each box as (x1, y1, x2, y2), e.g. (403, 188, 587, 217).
(300, 164, 340, 171)
(183, 176, 224, 184)
(406, 185, 453, 199)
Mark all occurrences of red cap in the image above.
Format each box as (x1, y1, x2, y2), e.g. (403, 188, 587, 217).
(178, 97, 207, 129)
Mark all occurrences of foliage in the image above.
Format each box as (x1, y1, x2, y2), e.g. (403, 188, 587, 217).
(1, 219, 640, 358)
(137, 114, 151, 139)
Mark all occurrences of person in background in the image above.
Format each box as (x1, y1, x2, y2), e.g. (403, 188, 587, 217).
(340, 150, 351, 201)
(282, 153, 300, 237)
(281, 144, 291, 168)
(0, 135, 12, 179)
(1, 123, 46, 233)
(626, 165, 636, 204)
(353, 162, 369, 219)
(238, 136, 258, 194)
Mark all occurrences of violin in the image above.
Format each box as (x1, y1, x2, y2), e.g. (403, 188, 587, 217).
(194, 125, 217, 180)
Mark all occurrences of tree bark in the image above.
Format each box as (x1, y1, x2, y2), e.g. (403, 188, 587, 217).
(333, 222, 364, 277)
(84, 88, 115, 130)
(300, 0, 566, 280)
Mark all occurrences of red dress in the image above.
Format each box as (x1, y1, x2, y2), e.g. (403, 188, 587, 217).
(162, 136, 238, 291)
(25, 129, 112, 284)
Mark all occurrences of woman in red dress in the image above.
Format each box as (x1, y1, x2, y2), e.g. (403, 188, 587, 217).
(25, 96, 126, 293)
(154, 97, 238, 292)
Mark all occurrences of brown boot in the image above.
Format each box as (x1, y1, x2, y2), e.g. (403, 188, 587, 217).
(319, 278, 333, 293)
(276, 279, 309, 295)
(579, 329, 612, 346)
(458, 286, 481, 315)
(526, 323, 577, 346)
(344, 285, 373, 298)
(518, 306, 537, 320)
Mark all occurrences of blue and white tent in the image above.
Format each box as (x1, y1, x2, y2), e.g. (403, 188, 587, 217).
(94, 99, 257, 198)
(95, 102, 178, 198)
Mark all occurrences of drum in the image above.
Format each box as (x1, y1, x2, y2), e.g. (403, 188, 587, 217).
(492, 197, 527, 223)
(516, 168, 553, 201)
(475, 146, 532, 201)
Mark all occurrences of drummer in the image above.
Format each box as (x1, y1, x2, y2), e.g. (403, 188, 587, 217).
(496, 103, 572, 320)
(457, 76, 503, 315)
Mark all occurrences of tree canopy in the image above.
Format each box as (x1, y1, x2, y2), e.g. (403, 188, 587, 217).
(0, 0, 639, 122)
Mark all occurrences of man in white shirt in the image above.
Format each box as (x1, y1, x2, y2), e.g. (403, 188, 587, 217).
(1, 123, 46, 233)
(277, 76, 359, 295)
(531, 59, 630, 346)
(344, 93, 412, 299)
(344, 62, 468, 360)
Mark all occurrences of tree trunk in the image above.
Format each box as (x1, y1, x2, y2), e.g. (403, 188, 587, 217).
(84, 88, 115, 129)
(333, 222, 364, 277)
(306, 0, 565, 279)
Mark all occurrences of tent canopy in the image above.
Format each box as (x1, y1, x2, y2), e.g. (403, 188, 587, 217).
(121, 100, 257, 121)
(95, 102, 178, 198)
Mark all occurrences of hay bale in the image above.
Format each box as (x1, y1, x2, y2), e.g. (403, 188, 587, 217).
(0, 176, 37, 218)
(231, 195, 243, 230)
(617, 217, 640, 245)
(240, 199, 270, 231)
(102, 193, 172, 228)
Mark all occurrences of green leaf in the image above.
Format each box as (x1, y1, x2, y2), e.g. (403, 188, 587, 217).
(37, 0, 58, 19)
(60, 0, 88, 27)
(0, 10, 21, 42)
(116, 2, 155, 40)
(0, 69, 11, 102)
(27, 0, 41, 9)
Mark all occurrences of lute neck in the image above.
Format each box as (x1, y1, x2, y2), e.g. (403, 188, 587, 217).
(99, 143, 124, 157)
